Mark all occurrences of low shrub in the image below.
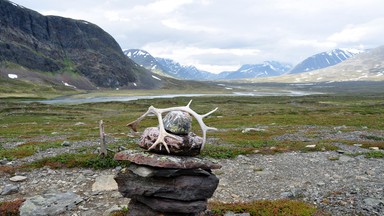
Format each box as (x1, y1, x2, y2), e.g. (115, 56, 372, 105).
(0, 199, 25, 216)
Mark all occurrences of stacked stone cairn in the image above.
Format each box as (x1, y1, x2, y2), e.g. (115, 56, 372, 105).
(114, 111, 221, 215)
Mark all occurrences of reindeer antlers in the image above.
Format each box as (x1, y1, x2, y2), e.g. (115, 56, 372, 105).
(127, 100, 218, 153)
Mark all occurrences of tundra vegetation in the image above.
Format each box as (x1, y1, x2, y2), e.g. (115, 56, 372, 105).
(1, 85, 384, 215)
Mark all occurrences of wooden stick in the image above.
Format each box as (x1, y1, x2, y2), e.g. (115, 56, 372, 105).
(99, 120, 107, 156)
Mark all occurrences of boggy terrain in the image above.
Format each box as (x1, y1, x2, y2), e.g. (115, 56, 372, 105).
(0, 94, 383, 215)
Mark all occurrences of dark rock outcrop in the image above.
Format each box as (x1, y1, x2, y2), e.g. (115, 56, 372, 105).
(0, 0, 158, 88)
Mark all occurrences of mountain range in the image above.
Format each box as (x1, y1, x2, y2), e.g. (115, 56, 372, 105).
(288, 48, 365, 74)
(124, 49, 294, 80)
(124, 48, 365, 81)
(1, 0, 383, 93)
(245, 45, 384, 83)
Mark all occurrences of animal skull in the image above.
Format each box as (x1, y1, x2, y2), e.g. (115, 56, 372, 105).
(127, 100, 218, 153)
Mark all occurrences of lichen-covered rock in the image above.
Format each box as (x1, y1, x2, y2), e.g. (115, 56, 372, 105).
(163, 111, 192, 135)
(139, 127, 202, 156)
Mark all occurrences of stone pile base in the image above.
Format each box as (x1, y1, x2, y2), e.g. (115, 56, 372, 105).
(114, 150, 221, 216)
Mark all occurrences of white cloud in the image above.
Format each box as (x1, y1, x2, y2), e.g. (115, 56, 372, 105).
(10, 0, 384, 73)
(142, 42, 261, 73)
(161, 18, 218, 33)
(142, 0, 194, 14)
(327, 18, 384, 44)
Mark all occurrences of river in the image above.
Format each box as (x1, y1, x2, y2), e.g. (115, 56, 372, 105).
(38, 90, 321, 104)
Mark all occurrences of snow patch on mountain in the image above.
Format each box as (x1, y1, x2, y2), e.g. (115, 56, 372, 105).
(152, 75, 161, 80)
(8, 74, 18, 79)
(62, 81, 76, 88)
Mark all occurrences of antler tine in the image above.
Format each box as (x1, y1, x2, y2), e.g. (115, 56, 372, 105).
(202, 107, 218, 118)
(126, 106, 154, 131)
(186, 100, 193, 107)
(127, 121, 139, 132)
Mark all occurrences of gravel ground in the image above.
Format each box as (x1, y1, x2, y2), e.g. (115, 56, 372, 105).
(212, 150, 383, 215)
(1, 127, 383, 215)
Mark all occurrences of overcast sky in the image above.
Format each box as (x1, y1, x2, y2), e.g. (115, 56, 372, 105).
(10, 0, 384, 73)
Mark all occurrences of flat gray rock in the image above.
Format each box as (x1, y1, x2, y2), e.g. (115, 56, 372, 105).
(92, 175, 118, 192)
(10, 175, 27, 182)
(1, 184, 19, 195)
(19, 192, 82, 216)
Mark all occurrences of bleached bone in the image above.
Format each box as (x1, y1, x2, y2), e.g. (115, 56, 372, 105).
(127, 100, 218, 153)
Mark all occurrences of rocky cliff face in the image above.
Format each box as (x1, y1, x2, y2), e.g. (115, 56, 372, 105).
(0, 0, 157, 88)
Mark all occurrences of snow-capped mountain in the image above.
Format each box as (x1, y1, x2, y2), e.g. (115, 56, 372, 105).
(123, 49, 169, 76)
(252, 46, 384, 83)
(289, 48, 364, 74)
(155, 58, 214, 80)
(124, 49, 214, 80)
(220, 61, 292, 79)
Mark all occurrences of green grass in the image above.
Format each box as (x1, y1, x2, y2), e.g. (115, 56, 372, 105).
(365, 151, 384, 158)
(28, 152, 129, 170)
(0, 141, 63, 160)
(1, 93, 384, 166)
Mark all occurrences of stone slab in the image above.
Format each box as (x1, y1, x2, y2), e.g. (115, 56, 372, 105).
(128, 199, 199, 216)
(114, 168, 219, 201)
(136, 196, 207, 214)
(114, 149, 221, 169)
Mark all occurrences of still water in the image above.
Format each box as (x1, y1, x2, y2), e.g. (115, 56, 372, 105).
(38, 90, 321, 104)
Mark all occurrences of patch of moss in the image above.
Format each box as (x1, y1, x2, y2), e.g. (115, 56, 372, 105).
(208, 199, 319, 216)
